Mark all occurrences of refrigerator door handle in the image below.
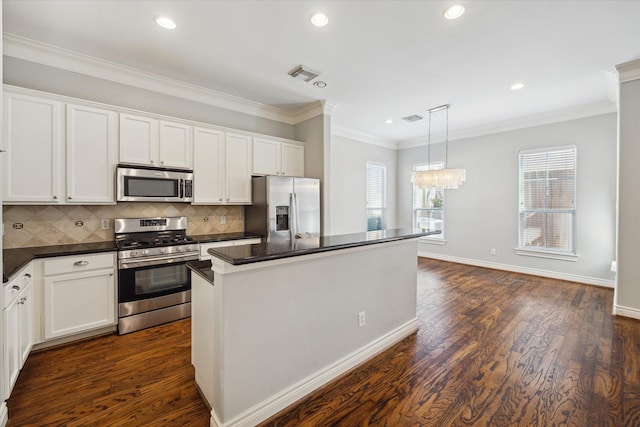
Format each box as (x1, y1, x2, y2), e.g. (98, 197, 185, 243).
(291, 192, 301, 239)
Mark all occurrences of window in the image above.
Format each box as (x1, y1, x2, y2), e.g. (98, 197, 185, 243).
(413, 162, 445, 235)
(518, 146, 577, 254)
(366, 162, 386, 231)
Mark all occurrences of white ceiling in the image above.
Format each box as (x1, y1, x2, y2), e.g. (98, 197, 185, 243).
(3, 0, 640, 144)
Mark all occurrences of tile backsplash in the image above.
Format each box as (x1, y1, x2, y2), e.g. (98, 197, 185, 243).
(3, 203, 244, 248)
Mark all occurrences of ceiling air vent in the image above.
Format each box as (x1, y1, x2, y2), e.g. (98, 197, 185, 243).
(402, 114, 424, 123)
(289, 65, 320, 82)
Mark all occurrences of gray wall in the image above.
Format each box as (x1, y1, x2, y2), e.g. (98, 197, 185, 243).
(616, 77, 640, 312)
(3, 57, 295, 139)
(329, 135, 398, 235)
(398, 113, 617, 284)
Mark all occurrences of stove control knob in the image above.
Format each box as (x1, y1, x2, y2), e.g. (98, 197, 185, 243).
(160, 248, 167, 254)
(176, 247, 183, 252)
(131, 250, 138, 257)
(143, 249, 150, 255)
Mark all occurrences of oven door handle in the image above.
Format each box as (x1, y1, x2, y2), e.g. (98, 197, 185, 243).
(118, 253, 198, 269)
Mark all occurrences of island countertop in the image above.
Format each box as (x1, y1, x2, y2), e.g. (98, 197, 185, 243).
(207, 228, 440, 265)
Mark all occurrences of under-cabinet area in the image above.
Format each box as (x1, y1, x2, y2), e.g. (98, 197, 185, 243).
(2, 85, 306, 206)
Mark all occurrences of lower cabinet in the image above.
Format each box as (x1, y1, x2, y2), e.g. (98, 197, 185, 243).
(2, 263, 34, 398)
(42, 253, 116, 340)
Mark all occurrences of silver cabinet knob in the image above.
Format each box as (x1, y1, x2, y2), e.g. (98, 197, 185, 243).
(24, 273, 31, 279)
(150, 159, 154, 164)
(53, 196, 58, 200)
(68, 196, 72, 200)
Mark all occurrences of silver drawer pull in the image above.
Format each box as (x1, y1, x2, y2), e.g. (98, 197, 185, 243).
(24, 273, 32, 279)
(74, 261, 89, 266)
(11, 285, 20, 292)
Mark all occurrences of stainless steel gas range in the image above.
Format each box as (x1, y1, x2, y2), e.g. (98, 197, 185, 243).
(115, 216, 199, 334)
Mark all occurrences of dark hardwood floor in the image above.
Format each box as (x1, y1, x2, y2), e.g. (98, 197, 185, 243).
(7, 258, 640, 426)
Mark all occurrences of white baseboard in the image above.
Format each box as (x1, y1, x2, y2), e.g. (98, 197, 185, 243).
(613, 304, 640, 320)
(211, 318, 418, 427)
(0, 402, 8, 427)
(418, 251, 615, 288)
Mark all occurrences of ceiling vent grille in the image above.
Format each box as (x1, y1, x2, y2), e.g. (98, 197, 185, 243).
(402, 114, 424, 123)
(289, 65, 320, 82)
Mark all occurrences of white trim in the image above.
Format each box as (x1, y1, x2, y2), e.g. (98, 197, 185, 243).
(0, 402, 7, 427)
(418, 251, 614, 288)
(211, 318, 418, 427)
(613, 304, 640, 320)
(397, 100, 617, 150)
(332, 126, 398, 149)
(616, 59, 640, 83)
(3, 33, 326, 125)
(420, 237, 446, 245)
(514, 248, 580, 262)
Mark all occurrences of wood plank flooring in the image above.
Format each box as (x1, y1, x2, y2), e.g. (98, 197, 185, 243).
(7, 258, 640, 426)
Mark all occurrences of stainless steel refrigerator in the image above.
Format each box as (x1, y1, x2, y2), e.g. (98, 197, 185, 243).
(245, 176, 320, 241)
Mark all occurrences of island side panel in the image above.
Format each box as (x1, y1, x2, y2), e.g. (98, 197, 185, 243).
(214, 239, 419, 424)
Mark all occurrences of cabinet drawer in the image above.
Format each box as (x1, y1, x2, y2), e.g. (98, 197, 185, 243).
(4, 263, 33, 308)
(43, 253, 115, 276)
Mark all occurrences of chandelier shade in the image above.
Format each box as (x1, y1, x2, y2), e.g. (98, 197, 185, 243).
(412, 104, 466, 190)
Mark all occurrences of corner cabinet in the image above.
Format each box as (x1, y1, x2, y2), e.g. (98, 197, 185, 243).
(2, 263, 34, 398)
(193, 128, 251, 205)
(252, 138, 305, 177)
(119, 113, 193, 170)
(42, 253, 116, 340)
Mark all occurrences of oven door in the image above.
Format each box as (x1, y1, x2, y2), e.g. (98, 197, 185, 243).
(118, 258, 192, 303)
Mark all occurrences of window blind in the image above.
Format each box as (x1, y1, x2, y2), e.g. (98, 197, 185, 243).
(519, 146, 577, 253)
(366, 162, 386, 231)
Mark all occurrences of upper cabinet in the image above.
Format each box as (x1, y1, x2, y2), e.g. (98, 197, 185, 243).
(119, 113, 192, 169)
(252, 138, 304, 177)
(193, 128, 252, 205)
(66, 104, 118, 203)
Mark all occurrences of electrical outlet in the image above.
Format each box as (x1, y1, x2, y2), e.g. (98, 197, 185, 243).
(490, 248, 496, 255)
(75, 221, 84, 227)
(101, 220, 109, 230)
(13, 223, 23, 229)
(203, 217, 209, 222)
(220, 216, 226, 225)
(358, 311, 366, 327)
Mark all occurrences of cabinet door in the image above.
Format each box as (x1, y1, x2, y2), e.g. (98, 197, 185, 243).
(159, 121, 192, 169)
(281, 143, 305, 177)
(66, 104, 118, 203)
(225, 133, 252, 204)
(3, 93, 64, 203)
(252, 138, 280, 176)
(193, 127, 225, 204)
(119, 113, 159, 166)
(44, 269, 116, 339)
(18, 282, 33, 365)
(3, 299, 20, 398)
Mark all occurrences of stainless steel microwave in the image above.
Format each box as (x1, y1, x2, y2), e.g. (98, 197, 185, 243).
(117, 166, 193, 202)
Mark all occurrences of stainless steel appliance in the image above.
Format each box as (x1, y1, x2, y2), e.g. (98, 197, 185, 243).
(115, 216, 199, 334)
(245, 176, 320, 241)
(117, 165, 193, 203)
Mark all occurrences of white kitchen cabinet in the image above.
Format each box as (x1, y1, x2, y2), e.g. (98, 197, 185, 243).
(193, 127, 225, 204)
(199, 238, 262, 260)
(2, 263, 34, 398)
(42, 253, 116, 340)
(119, 113, 192, 169)
(2, 92, 64, 203)
(252, 138, 304, 177)
(225, 133, 252, 203)
(66, 104, 118, 203)
(193, 129, 251, 205)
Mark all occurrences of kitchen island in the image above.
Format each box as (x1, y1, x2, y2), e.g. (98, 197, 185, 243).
(191, 228, 439, 427)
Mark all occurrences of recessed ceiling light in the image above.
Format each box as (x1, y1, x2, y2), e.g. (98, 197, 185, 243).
(310, 13, 329, 27)
(313, 81, 327, 88)
(384, 119, 394, 124)
(510, 82, 525, 90)
(443, 4, 465, 20)
(156, 16, 176, 30)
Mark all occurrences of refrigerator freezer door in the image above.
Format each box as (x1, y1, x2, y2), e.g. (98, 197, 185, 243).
(268, 176, 295, 241)
(293, 178, 321, 238)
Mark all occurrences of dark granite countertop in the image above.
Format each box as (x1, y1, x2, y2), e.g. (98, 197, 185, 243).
(189, 232, 261, 244)
(208, 228, 441, 266)
(187, 260, 214, 284)
(3, 241, 118, 283)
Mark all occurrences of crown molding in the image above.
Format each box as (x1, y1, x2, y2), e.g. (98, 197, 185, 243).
(616, 58, 640, 83)
(3, 33, 324, 125)
(332, 126, 398, 149)
(397, 100, 617, 150)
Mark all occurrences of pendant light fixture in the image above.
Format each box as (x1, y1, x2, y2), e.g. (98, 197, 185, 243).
(411, 104, 466, 189)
